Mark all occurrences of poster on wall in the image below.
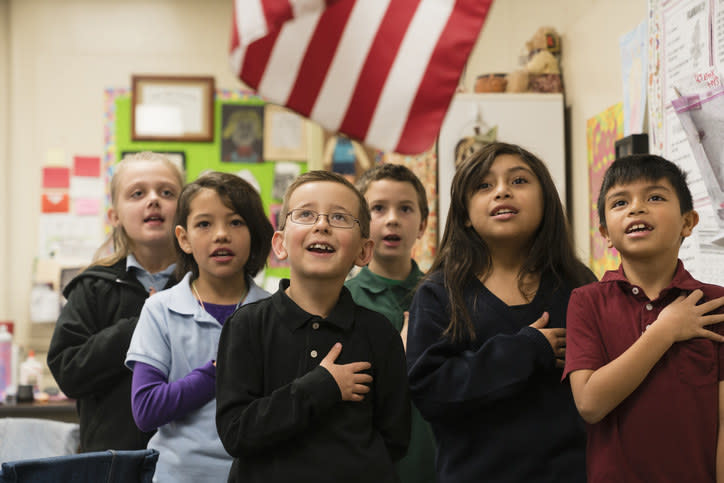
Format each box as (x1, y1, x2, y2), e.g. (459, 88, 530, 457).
(264, 104, 307, 161)
(587, 103, 624, 279)
(648, 0, 724, 284)
(620, 19, 648, 136)
(221, 104, 264, 163)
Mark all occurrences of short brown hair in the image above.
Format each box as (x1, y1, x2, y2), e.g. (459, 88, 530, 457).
(278, 170, 370, 238)
(356, 164, 429, 220)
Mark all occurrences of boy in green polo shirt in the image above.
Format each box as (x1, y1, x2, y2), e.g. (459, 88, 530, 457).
(346, 163, 435, 483)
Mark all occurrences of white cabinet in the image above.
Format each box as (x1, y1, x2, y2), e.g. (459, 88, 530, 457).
(437, 93, 566, 237)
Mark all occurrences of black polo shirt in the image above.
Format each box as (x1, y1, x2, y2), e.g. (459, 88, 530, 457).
(216, 279, 410, 483)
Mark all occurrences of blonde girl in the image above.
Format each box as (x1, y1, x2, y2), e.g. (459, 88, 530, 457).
(48, 151, 184, 452)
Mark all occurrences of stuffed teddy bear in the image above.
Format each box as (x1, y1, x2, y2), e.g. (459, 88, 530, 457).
(525, 27, 561, 59)
(506, 27, 562, 93)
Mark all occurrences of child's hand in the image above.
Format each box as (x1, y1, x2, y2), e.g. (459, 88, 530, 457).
(653, 290, 724, 344)
(320, 343, 373, 402)
(530, 312, 566, 368)
(400, 312, 409, 353)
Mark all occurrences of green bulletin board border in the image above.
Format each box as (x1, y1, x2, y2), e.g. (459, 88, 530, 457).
(106, 87, 302, 281)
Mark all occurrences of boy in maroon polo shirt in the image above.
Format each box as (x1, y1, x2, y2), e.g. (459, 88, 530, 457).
(564, 154, 724, 483)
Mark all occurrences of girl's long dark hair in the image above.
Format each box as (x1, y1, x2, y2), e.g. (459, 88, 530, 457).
(430, 142, 594, 341)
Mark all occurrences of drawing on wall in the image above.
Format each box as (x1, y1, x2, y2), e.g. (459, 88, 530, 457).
(221, 104, 264, 163)
(264, 104, 308, 161)
(587, 103, 623, 279)
(272, 162, 302, 200)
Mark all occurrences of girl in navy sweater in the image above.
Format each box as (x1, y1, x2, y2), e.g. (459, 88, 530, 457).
(406, 142, 594, 482)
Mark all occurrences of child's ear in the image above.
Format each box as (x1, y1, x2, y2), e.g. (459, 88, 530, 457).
(598, 224, 614, 249)
(680, 210, 699, 238)
(175, 225, 193, 254)
(271, 231, 289, 261)
(416, 218, 428, 240)
(354, 238, 374, 267)
(107, 207, 120, 228)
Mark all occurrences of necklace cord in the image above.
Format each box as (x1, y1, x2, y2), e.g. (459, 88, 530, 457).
(192, 280, 206, 311)
(192, 279, 247, 311)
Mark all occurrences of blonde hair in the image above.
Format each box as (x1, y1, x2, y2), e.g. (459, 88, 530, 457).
(93, 151, 185, 266)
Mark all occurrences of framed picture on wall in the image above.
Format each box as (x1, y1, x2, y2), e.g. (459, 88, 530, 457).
(121, 151, 186, 173)
(263, 104, 308, 161)
(131, 75, 215, 142)
(220, 103, 264, 163)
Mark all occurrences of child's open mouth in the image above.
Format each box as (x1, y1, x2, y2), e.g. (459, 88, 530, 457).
(625, 223, 653, 234)
(307, 243, 335, 253)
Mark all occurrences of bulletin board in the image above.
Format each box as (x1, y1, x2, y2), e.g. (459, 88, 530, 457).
(647, 0, 724, 285)
(586, 103, 623, 279)
(106, 88, 309, 284)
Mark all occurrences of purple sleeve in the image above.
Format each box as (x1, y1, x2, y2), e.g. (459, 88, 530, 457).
(130, 360, 216, 432)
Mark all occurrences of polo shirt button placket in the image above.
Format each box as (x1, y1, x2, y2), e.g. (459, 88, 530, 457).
(642, 302, 654, 334)
(312, 322, 320, 330)
(632, 287, 640, 295)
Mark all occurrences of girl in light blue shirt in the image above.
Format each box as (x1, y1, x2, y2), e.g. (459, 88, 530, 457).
(126, 172, 274, 483)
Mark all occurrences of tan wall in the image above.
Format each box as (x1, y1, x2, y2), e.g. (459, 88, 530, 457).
(0, 0, 9, 322)
(2, 0, 647, 347)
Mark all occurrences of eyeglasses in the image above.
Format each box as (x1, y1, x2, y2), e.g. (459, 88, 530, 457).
(286, 209, 360, 229)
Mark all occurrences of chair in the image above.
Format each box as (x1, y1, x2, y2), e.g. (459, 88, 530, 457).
(0, 449, 159, 483)
(0, 418, 79, 462)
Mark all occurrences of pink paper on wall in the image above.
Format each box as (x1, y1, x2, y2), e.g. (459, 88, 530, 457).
(42, 167, 70, 189)
(74, 197, 101, 216)
(73, 156, 101, 177)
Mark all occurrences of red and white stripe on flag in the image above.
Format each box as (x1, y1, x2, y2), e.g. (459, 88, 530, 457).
(230, 0, 493, 154)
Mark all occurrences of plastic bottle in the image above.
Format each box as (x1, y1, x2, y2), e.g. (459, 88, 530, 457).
(19, 349, 43, 393)
(0, 325, 11, 396)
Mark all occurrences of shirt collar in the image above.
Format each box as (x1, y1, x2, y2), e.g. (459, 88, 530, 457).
(355, 260, 424, 295)
(167, 272, 209, 318)
(126, 254, 176, 277)
(168, 272, 269, 317)
(601, 259, 703, 292)
(274, 279, 355, 332)
(244, 278, 270, 304)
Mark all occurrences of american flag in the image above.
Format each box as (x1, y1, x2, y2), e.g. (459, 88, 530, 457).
(230, 0, 493, 154)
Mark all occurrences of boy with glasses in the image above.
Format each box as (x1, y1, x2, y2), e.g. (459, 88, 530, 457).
(216, 170, 411, 483)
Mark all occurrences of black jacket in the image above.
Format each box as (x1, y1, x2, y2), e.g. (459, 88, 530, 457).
(47, 258, 177, 452)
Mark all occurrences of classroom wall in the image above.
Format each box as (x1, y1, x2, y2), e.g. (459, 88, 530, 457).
(2, 0, 647, 349)
(0, 0, 9, 322)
